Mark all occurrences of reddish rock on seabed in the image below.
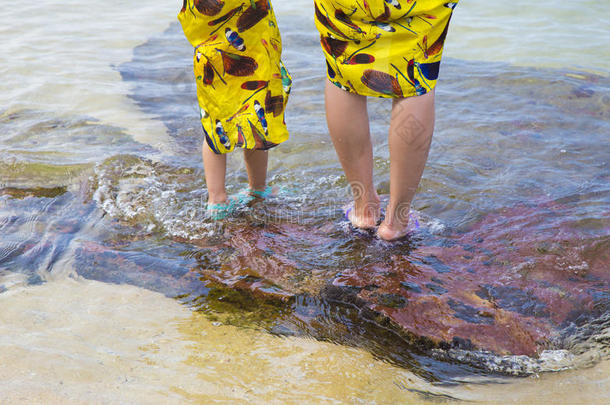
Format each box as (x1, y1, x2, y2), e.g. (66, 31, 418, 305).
(179, 199, 609, 358)
(74, 153, 608, 366)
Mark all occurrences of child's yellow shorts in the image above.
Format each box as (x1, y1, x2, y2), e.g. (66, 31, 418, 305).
(178, 0, 291, 154)
(314, 0, 458, 98)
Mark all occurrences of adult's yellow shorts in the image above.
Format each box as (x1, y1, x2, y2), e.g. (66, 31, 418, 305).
(314, 0, 458, 98)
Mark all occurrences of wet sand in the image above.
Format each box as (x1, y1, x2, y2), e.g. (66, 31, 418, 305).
(1, 279, 607, 404)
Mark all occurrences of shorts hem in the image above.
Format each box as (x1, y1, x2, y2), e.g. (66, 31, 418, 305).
(328, 77, 436, 99)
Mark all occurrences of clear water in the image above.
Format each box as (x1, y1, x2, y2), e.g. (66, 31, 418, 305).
(1, 0, 609, 402)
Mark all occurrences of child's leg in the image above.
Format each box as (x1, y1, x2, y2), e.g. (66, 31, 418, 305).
(325, 80, 380, 228)
(243, 149, 268, 192)
(378, 90, 435, 241)
(202, 144, 227, 205)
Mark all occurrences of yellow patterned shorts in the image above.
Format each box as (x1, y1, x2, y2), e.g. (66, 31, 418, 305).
(314, 0, 458, 98)
(178, 0, 291, 154)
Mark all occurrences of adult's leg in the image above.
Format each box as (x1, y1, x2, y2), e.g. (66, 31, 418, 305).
(378, 89, 435, 240)
(243, 149, 269, 193)
(202, 144, 227, 204)
(325, 80, 380, 228)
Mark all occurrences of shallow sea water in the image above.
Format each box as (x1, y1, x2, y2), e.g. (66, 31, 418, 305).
(1, 0, 609, 403)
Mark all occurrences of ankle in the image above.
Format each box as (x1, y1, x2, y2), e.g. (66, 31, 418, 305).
(207, 191, 228, 205)
(248, 183, 267, 193)
(353, 198, 379, 218)
(354, 190, 379, 208)
(385, 202, 411, 228)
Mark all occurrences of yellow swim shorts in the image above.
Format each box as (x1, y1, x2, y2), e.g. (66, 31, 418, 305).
(178, 0, 292, 154)
(314, 0, 458, 98)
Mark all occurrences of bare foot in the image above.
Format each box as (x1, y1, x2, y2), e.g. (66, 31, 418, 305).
(377, 205, 418, 241)
(376, 220, 410, 241)
(345, 194, 381, 229)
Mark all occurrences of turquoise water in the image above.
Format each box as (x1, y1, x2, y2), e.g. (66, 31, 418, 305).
(0, 0, 609, 402)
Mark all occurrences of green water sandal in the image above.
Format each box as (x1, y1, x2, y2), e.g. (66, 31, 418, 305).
(236, 185, 277, 201)
(206, 186, 279, 220)
(205, 196, 240, 220)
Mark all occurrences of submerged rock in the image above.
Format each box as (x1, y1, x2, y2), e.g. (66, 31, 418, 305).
(151, 200, 603, 359)
(76, 153, 609, 376)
